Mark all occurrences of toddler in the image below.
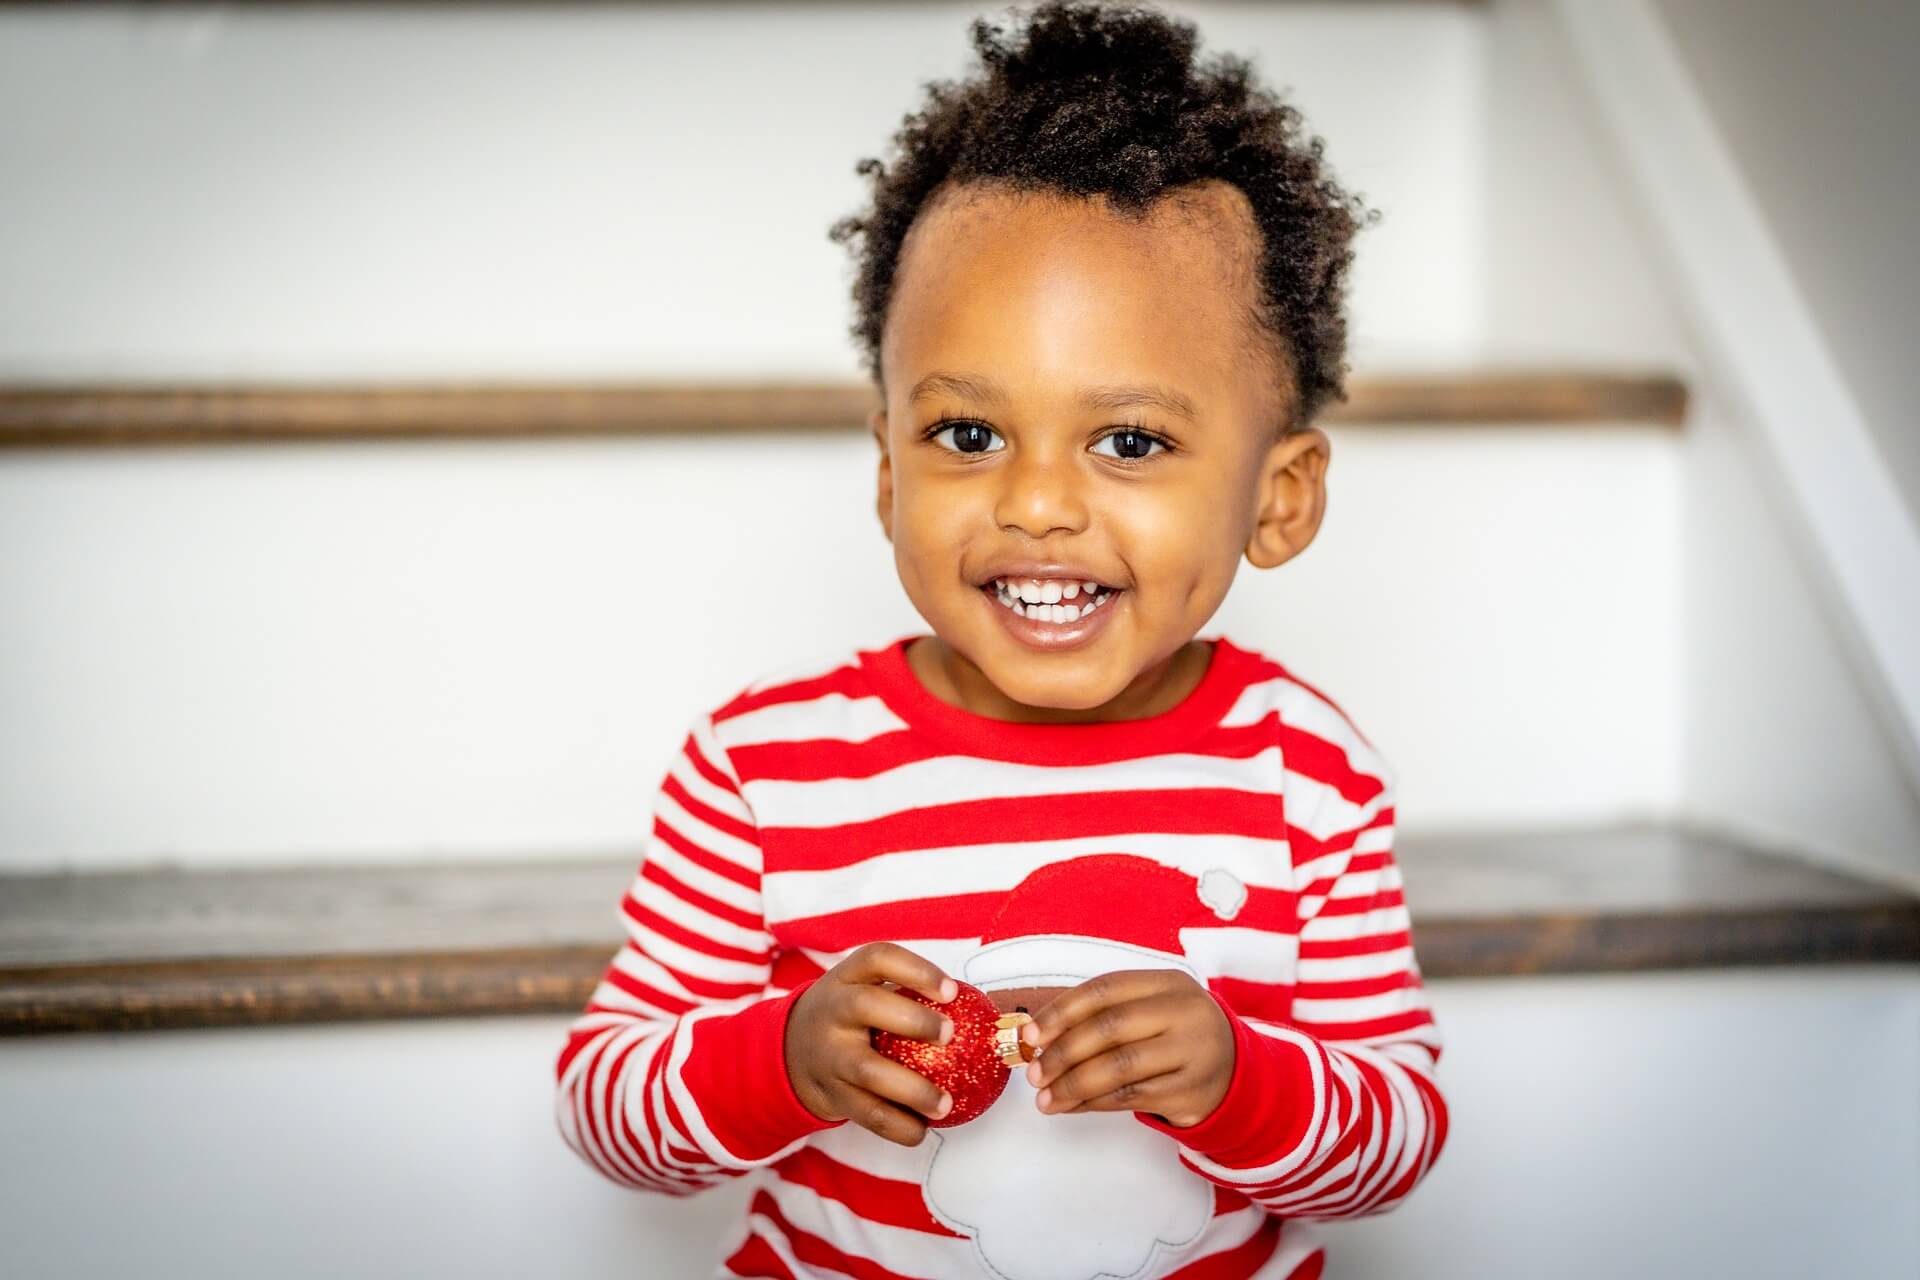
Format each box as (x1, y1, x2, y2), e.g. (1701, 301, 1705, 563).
(556, 2, 1449, 1275)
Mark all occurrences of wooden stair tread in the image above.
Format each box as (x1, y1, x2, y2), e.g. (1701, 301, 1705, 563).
(3, 824, 1912, 1034)
(0, 372, 1688, 446)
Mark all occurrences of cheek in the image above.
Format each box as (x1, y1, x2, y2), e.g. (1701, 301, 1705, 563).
(906, 454, 1000, 512)
(1105, 480, 1241, 590)
(890, 467, 985, 575)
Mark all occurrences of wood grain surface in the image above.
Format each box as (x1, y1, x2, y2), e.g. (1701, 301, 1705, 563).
(3, 825, 1911, 1034)
(0, 373, 1688, 447)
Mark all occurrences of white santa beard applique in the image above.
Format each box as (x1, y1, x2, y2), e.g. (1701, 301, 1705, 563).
(919, 853, 1238, 1278)
(919, 1046, 1212, 1280)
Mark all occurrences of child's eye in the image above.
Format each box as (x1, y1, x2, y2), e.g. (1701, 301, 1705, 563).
(1091, 428, 1169, 461)
(928, 419, 1005, 454)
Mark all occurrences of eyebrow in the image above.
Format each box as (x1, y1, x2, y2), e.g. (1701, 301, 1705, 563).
(907, 371, 1199, 422)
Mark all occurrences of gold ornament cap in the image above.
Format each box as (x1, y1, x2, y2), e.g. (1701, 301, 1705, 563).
(993, 1011, 1037, 1068)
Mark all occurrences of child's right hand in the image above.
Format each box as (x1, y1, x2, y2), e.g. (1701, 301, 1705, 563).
(784, 942, 959, 1146)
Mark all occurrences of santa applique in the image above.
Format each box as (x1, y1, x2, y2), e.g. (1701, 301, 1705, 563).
(919, 853, 1250, 1280)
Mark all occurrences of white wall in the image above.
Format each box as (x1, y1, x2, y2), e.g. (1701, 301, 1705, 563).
(1482, 0, 1694, 368)
(0, 1, 1484, 380)
(3, 966, 1914, 1277)
(1680, 390, 1920, 893)
(1654, 0, 1920, 526)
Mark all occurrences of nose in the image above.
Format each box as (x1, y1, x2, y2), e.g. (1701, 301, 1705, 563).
(993, 443, 1089, 539)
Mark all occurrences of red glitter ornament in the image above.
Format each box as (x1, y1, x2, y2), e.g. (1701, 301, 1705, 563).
(871, 979, 1035, 1128)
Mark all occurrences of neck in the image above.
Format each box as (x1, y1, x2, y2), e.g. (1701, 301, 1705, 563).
(905, 636, 1212, 724)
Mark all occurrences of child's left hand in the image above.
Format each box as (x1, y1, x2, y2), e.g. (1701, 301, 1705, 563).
(1019, 970, 1235, 1129)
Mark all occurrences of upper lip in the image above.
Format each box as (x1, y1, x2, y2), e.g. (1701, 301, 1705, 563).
(974, 561, 1122, 590)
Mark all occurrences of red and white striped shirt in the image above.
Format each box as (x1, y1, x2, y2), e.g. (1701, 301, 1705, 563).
(555, 633, 1448, 1279)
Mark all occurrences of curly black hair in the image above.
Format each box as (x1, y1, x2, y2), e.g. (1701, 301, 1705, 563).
(827, 0, 1375, 430)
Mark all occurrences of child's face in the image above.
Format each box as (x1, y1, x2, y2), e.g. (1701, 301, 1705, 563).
(870, 180, 1329, 714)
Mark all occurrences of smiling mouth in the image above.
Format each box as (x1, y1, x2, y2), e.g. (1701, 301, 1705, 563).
(983, 576, 1122, 625)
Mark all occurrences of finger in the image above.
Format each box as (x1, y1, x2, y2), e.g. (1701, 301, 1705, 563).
(851, 984, 955, 1045)
(1024, 970, 1183, 1050)
(1029, 990, 1182, 1089)
(841, 943, 958, 1005)
(1060, 1066, 1186, 1116)
(851, 1047, 955, 1121)
(835, 1083, 933, 1148)
(1036, 1033, 1185, 1113)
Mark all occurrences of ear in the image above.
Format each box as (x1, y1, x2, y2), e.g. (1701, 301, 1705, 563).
(869, 405, 894, 543)
(1244, 426, 1330, 569)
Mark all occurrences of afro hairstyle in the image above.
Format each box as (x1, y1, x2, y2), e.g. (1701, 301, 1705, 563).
(827, 0, 1375, 430)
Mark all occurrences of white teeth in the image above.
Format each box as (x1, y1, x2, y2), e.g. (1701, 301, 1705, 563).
(994, 576, 1110, 600)
(989, 577, 1119, 624)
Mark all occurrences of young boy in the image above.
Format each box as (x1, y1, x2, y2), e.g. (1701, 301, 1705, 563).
(555, 2, 1448, 1276)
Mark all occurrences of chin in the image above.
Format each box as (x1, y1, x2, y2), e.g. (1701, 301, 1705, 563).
(974, 645, 1126, 711)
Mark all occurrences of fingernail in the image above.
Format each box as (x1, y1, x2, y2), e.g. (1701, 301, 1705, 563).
(940, 979, 957, 1002)
(1026, 1062, 1042, 1086)
(936, 1093, 952, 1118)
(1021, 1023, 1039, 1045)
(1036, 1088, 1052, 1111)
(938, 1019, 954, 1044)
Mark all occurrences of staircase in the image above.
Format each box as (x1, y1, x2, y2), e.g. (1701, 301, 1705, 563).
(0, 2, 1915, 1277)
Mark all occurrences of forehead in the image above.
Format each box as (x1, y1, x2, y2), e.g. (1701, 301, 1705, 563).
(882, 180, 1274, 413)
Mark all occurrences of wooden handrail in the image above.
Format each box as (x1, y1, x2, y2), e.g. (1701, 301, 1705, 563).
(0, 372, 1687, 447)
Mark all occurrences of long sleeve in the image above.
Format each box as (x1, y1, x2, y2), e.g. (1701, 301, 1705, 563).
(553, 712, 841, 1194)
(1137, 779, 1449, 1218)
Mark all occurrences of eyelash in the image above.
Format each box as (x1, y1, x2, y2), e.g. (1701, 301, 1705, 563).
(920, 413, 1175, 461)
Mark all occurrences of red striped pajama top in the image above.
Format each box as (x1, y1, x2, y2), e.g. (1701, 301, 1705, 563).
(555, 633, 1449, 1279)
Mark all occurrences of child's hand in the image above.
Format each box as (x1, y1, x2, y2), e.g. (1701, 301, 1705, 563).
(1019, 970, 1235, 1129)
(784, 943, 959, 1147)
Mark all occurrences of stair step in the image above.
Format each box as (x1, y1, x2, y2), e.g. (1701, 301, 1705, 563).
(0, 373, 1688, 447)
(1, 825, 1911, 1034)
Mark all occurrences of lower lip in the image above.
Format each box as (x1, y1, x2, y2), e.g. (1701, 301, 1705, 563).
(979, 584, 1122, 651)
